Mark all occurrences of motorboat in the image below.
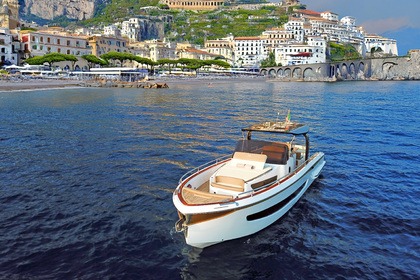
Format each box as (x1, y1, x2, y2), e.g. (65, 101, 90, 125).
(173, 116, 326, 248)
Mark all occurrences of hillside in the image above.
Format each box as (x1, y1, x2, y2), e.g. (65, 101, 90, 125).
(20, 0, 292, 46)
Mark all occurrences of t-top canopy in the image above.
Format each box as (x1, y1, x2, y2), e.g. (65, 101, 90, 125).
(242, 121, 309, 135)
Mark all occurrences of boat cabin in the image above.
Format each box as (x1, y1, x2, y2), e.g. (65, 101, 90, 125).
(209, 121, 310, 197)
(209, 140, 297, 196)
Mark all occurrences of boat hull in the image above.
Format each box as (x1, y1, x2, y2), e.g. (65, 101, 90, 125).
(174, 152, 325, 248)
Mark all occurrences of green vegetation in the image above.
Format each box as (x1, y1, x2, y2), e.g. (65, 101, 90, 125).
(167, 7, 289, 45)
(100, 51, 157, 68)
(95, 52, 230, 74)
(329, 42, 362, 61)
(86, 0, 160, 25)
(79, 1, 290, 45)
(25, 53, 78, 68)
(81, 54, 109, 68)
(260, 52, 277, 67)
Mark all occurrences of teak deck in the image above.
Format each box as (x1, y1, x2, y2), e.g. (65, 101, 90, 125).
(182, 181, 232, 204)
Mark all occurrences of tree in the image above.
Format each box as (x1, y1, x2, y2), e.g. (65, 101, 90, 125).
(101, 51, 136, 66)
(25, 52, 77, 69)
(260, 52, 277, 67)
(61, 54, 78, 70)
(82, 54, 108, 68)
(157, 58, 178, 74)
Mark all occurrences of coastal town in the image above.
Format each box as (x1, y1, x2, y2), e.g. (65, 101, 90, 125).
(0, 0, 402, 74)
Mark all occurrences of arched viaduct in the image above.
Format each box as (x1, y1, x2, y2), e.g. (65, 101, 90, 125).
(260, 59, 374, 81)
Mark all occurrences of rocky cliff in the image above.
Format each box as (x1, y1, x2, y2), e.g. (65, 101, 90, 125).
(370, 51, 420, 80)
(21, 0, 99, 21)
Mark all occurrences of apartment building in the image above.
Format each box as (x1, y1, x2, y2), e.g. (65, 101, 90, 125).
(204, 35, 235, 63)
(274, 35, 326, 66)
(88, 35, 128, 56)
(234, 36, 266, 67)
(0, 28, 18, 65)
(20, 29, 91, 58)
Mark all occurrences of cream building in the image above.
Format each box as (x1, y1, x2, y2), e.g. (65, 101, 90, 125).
(204, 35, 235, 63)
(88, 35, 128, 57)
(20, 29, 91, 58)
(160, 0, 225, 11)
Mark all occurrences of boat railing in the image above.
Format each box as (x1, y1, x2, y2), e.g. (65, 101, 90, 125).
(235, 153, 320, 199)
(179, 154, 232, 184)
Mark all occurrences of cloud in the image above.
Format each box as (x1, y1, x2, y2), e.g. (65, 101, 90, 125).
(360, 17, 410, 34)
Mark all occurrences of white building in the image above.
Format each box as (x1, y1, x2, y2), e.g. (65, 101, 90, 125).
(320, 11, 339, 22)
(274, 36, 326, 66)
(104, 24, 121, 38)
(365, 34, 398, 56)
(233, 36, 266, 68)
(340, 16, 356, 29)
(284, 18, 306, 43)
(121, 18, 141, 42)
(0, 28, 18, 65)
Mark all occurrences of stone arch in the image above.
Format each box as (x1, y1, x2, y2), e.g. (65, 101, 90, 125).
(340, 63, 349, 79)
(292, 67, 302, 79)
(359, 62, 365, 73)
(349, 63, 356, 79)
(277, 68, 284, 77)
(260, 68, 267, 76)
(329, 65, 335, 77)
(303, 67, 315, 80)
(284, 68, 291, 78)
(382, 62, 397, 80)
(335, 64, 341, 78)
(268, 68, 277, 77)
(358, 62, 365, 79)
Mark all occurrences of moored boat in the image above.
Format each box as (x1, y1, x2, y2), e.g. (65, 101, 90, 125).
(173, 115, 326, 248)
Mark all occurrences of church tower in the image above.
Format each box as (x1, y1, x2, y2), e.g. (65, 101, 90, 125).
(0, 0, 20, 29)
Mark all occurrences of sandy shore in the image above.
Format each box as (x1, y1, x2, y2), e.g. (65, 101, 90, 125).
(0, 75, 266, 91)
(0, 78, 83, 91)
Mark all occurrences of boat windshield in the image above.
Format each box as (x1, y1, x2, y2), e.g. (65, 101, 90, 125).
(234, 140, 289, 165)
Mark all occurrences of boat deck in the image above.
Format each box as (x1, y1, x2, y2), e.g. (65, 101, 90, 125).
(182, 181, 233, 204)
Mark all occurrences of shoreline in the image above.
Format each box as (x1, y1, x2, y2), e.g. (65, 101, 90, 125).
(0, 75, 266, 91)
(0, 78, 83, 92)
(2, 74, 417, 92)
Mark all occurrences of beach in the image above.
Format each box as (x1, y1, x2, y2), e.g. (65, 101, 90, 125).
(0, 78, 83, 91)
(0, 75, 266, 91)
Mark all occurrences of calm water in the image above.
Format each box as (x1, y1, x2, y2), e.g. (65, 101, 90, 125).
(0, 79, 419, 279)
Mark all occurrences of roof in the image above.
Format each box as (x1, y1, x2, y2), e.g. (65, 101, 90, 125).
(242, 121, 309, 135)
(234, 36, 262, 41)
(295, 9, 321, 17)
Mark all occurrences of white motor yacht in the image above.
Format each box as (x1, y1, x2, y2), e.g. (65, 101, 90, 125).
(173, 117, 326, 248)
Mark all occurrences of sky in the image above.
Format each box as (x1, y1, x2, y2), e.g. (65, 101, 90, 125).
(301, 0, 420, 34)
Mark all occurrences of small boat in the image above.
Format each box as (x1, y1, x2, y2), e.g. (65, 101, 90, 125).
(172, 115, 326, 248)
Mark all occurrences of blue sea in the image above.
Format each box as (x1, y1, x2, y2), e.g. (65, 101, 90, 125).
(0, 79, 419, 279)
